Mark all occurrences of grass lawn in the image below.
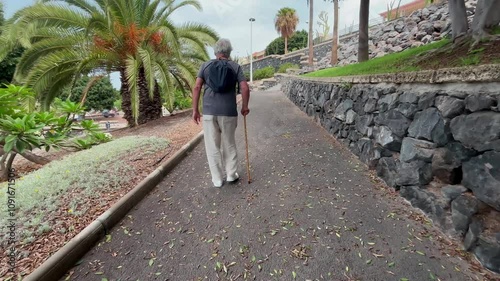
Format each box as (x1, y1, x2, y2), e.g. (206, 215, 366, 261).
(305, 36, 500, 78)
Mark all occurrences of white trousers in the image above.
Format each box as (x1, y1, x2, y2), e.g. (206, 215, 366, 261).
(202, 115, 239, 185)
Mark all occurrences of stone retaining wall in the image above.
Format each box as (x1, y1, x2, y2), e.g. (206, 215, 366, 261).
(241, 54, 303, 74)
(241, 55, 281, 74)
(277, 72, 500, 273)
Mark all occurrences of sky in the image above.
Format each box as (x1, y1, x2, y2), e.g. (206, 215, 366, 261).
(3, 0, 416, 89)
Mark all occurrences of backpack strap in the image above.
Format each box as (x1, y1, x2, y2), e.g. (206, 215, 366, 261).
(201, 60, 215, 90)
(236, 65, 241, 94)
(201, 60, 215, 79)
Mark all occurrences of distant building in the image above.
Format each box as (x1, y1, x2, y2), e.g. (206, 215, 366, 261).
(380, 0, 427, 21)
(252, 50, 266, 60)
(239, 57, 250, 65)
(239, 50, 266, 65)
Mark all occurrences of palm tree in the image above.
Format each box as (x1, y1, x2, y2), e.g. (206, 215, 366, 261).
(0, 0, 217, 126)
(275, 8, 299, 55)
(358, 0, 370, 62)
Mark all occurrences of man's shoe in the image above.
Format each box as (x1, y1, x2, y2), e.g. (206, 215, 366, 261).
(213, 180, 224, 188)
(227, 173, 240, 183)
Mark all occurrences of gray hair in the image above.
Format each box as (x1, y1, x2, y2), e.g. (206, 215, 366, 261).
(214, 38, 233, 57)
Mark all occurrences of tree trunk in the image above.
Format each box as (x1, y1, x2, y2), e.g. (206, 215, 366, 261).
(285, 37, 288, 54)
(0, 151, 16, 182)
(0, 146, 49, 181)
(138, 67, 162, 125)
(17, 150, 50, 165)
(358, 0, 370, 62)
(120, 67, 135, 127)
(449, 0, 469, 41)
(0, 149, 8, 181)
(308, 0, 314, 66)
(471, 0, 500, 41)
(80, 76, 103, 107)
(331, 0, 339, 66)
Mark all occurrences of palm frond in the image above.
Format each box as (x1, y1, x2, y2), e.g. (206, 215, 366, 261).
(17, 3, 89, 30)
(125, 56, 141, 125)
(42, 0, 100, 15)
(138, 47, 156, 99)
(156, 56, 175, 112)
(107, 0, 135, 27)
(16, 34, 88, 77)
(163, 0, 202, 17)
(141, 0, 162, 27)
(41, 67, 80, 109)
(169, 59, 197, 87)
(156, 18, 181, 51)
(22, 49, 81, 98)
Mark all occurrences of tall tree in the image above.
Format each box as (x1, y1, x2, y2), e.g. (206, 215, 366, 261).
(308, 0, 314, 66)
(0, 0, 217, 126)
(274, 7, 299, 55)
(358, 0, 370, 62)
(316, 11, 330, 41)
(331, 0, 340, 65)
(0, 2, 3, 27)
(265, 30, 308, 55)
(0, 3, 23, 85)
(66, 76, 118, 112)
(320, 0, 343, 64)
(449, 0, 500, 43)
(449, 0, 469, 41)
(0, 47, 23, 85)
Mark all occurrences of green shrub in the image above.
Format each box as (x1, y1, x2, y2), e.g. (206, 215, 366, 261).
(173, 90, 192, 110)
(253, 66, 275, 80)
(460, 54, 481, 66)
(164, 89, 192, 112)
(278, 63, 300, 73)
(244, 71, 250, 81)
(114, 99, 122, 110)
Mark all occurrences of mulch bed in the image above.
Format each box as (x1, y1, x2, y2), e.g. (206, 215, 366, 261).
(1, 113, 202, 280)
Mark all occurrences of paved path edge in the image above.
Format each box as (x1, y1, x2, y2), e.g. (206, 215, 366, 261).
(25, 130, 205, 281)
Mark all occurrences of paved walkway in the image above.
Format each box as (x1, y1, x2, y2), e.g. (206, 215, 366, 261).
(66, 89, 479, 281)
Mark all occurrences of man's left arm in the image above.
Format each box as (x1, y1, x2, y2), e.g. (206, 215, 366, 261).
(192, 77, 204, 124)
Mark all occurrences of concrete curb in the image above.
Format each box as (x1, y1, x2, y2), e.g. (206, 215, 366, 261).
(25, 130, 205, 281)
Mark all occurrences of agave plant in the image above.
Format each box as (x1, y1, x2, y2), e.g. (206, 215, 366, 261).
(0, 0, 218, 126)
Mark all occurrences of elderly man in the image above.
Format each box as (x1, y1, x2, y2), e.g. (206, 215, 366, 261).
(192, 38, 250, 188)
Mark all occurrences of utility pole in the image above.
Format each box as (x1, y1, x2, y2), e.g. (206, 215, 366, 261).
(308, 0, 314, 66)
(249, 17, 256, 83)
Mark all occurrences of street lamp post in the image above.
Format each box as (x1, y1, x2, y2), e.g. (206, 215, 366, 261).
(249, 17, 255, 84)
(305, 21, 309, 47)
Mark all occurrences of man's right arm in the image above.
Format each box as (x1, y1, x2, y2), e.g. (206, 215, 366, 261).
(240, 81, 250, 116)
(236, 65, 250, 116)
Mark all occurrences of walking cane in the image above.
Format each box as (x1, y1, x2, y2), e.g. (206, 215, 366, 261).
(243, 115, 252, 184)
